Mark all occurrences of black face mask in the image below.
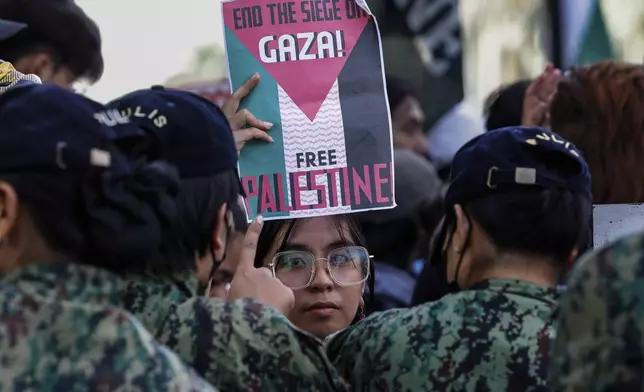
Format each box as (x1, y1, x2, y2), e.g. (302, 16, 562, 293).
(413, 220, 459, 303)
(202, 216, 232, 297)
(432, 215, 469, 296)
(412, 214, 471, 305)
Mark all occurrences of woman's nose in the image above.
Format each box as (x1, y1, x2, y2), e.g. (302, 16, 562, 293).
(309, 261, 334, 291)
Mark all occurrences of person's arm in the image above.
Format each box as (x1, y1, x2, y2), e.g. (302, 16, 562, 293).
(118, 312, 218, 391)
(33, 307, 218, 391)
(549, 237, 644, 391)
(157, 297, 349, 391)
(325, 308, 405, 389)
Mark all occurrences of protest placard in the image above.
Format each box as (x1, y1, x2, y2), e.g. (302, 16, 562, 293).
(222, 0, 395, 220)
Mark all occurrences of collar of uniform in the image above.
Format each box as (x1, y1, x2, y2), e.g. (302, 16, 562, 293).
(468, 278, 558, 306)
(1, 262, 125, 307)
(126, 269, 200, 300)
(164, 270, 200, 297)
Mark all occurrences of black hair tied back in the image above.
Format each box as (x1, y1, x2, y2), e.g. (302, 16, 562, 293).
(81, 160, 179, 270)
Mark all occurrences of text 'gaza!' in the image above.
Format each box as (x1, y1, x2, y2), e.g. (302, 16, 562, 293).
(259, 30, 346, 63)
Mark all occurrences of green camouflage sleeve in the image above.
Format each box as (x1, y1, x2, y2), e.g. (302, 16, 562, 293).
(0, 302, 216, 391)
(325, 308, 406, 388)
(124, 315, 219, 391)
(549, 234, 644, 391)
(157, 297, 350, 391)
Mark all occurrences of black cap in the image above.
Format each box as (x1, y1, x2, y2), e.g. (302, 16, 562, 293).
(108, 86, 238, 180)
(0, 83, 144, 173)
(0, 0, 103, 81)
(0, 18, 26, 40)
(445, 126, 591, 209)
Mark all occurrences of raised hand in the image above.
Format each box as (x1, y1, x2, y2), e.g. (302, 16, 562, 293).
(227, 216, 295, 315)
(222, 73, 274, 156)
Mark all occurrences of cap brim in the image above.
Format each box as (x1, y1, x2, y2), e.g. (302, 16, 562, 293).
(0, 19, 28, 40)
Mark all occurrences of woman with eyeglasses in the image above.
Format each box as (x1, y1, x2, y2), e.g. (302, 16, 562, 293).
(254, 215, 374, 338)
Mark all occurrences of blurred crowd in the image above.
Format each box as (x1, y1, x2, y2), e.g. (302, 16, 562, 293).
(1, 1, 644, 391)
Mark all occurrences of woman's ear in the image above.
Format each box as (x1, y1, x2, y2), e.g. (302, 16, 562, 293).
(451, 204, 470, 253)
(0, 182, 19, 242)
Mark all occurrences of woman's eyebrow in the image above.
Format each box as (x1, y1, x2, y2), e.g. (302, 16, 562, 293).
(324, 240, 354, 253)
(280, 243, 311, 252)
(281, 240, 355, 254)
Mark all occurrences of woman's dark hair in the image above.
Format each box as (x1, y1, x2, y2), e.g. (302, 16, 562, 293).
(551, 61, 644, 204)
(484, 79, 532, 131)
(154, 169, 242, 275)
(361, 197, 444, 270)
(386, 74, 419, 113)
(0, 1, 104, 82)
(4, 160, 179, 272)
(254, 215, 375, 320)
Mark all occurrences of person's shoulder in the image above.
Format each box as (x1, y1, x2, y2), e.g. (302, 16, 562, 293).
(165, 296, 318, 351)
(0, 286, 214, 390)
(326, 305, 430, 360)
(159, 297, 345, 391)
(326, 305, 442, 389)
(122, 273, 184, 303)
(121, 273, 185, 330)
(572, 232, 644, 284)
(550, 232, 644, 390)
(563, 232, 644, 311)
(87, 306, 218, 391)
(167, 295, 290, 330)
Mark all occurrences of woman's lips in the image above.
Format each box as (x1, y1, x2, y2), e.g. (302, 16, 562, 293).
(305, 301, 339, 317)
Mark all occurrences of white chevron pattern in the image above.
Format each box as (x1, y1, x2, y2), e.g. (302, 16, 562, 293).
(279, 80, 351, 217)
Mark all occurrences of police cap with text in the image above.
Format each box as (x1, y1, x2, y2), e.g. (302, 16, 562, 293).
(108, 86, 237, 179)
(445, 126, 591, 208)
(0, 83, 141, 172)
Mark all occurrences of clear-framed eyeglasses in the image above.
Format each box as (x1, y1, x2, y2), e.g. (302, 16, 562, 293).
(268, 246, 371, 290)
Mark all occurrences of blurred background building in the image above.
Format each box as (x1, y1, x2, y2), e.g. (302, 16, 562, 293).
(78, 0, 644, 131)
(164, 43, 231, 107)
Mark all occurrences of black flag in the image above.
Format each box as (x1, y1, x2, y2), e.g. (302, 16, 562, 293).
(371, 0, 463, 128)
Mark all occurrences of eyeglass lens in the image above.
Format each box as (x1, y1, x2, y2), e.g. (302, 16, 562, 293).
(273, 246, 369, 289)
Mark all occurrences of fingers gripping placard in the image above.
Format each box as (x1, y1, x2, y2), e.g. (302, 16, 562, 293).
(223, 0, 395, 220)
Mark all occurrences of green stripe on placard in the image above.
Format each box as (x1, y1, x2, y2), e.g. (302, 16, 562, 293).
(225, 26, 289, 219)
(576, 0, 615, 64)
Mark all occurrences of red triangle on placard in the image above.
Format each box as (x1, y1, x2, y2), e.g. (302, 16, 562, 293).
(225, 2, 370, 120)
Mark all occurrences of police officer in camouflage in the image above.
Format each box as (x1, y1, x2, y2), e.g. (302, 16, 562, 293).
(107, 87, 349, 391)
(0, 83, 214, 390)
(549, 232, 644, 391)
(327, 126, 592, 391)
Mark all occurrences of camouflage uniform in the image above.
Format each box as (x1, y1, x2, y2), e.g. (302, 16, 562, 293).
(0, 263, 216, 391)
(327, 278, 557, 391)
(549, 233, 644, 391)
(0, 60, 41, 93)
(122, 274, 350, 391)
